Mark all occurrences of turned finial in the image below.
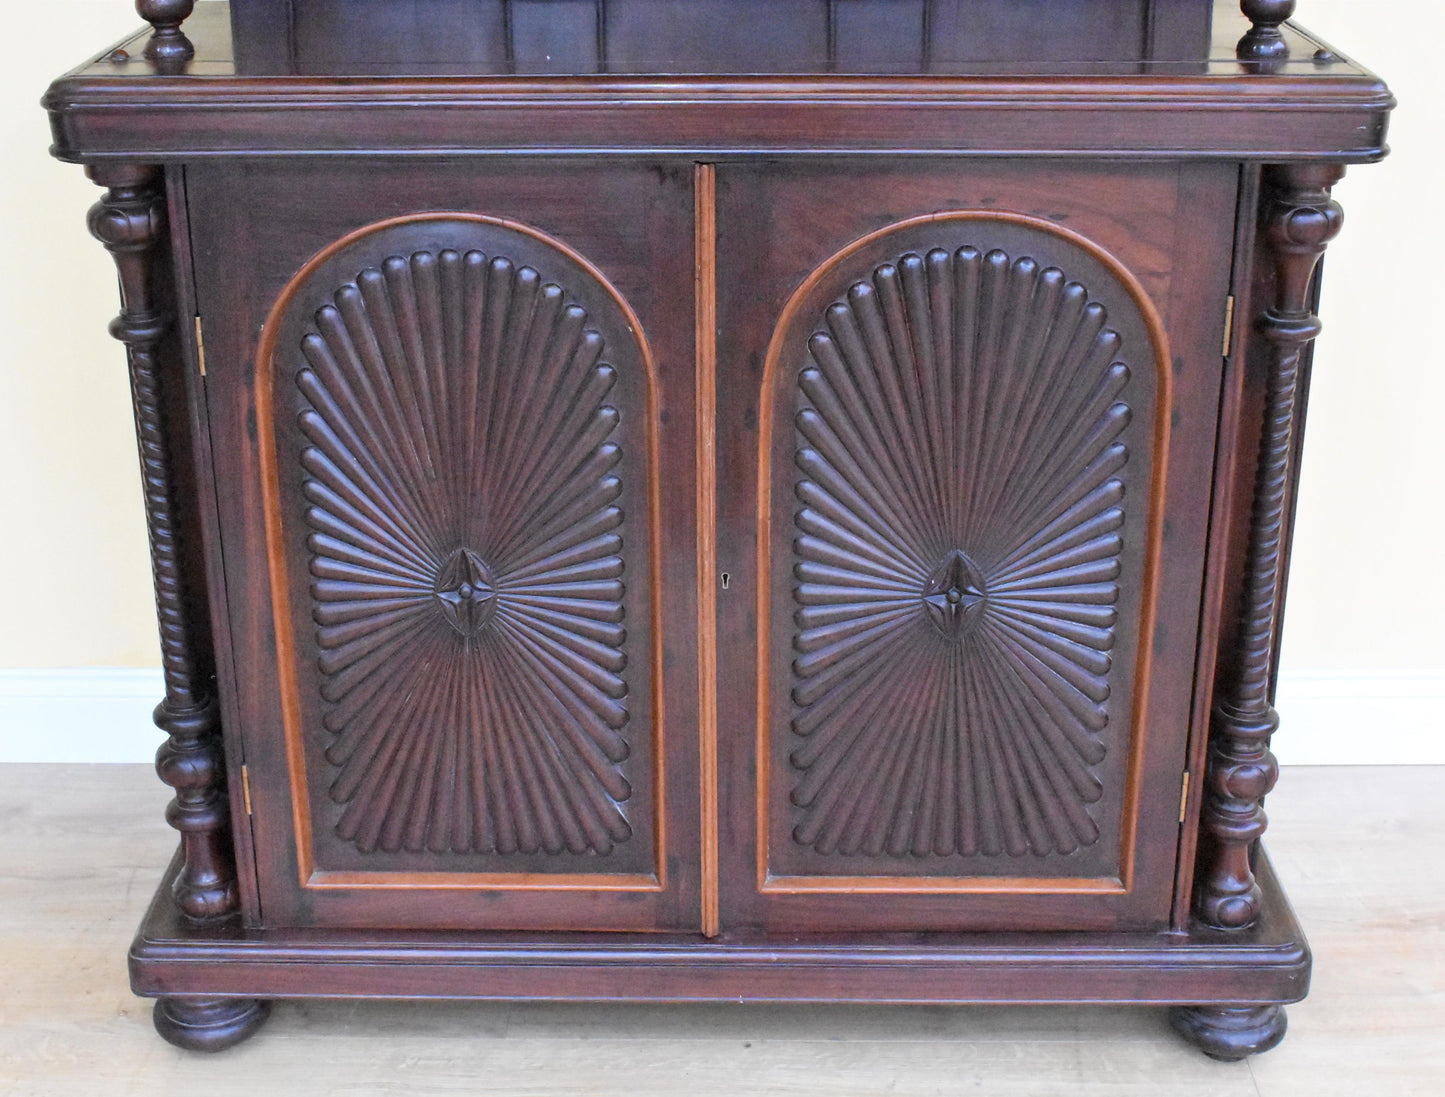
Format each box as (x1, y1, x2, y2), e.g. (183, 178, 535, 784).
(137, 0, 195, 65)
(1238, 0, 1296, 63)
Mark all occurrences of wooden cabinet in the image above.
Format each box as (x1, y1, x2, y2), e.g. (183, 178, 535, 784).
(713, 161, 1239, 934)
(187, 161, 702, 933)
(44, 0, 1393, 1063)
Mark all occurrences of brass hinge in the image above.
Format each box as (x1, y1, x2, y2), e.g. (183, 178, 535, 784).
(1179, 771, 1191, 824)
(241, 764, 253, 815)
(1221, 295, 1236, 357)
(194, 315, 207, 377)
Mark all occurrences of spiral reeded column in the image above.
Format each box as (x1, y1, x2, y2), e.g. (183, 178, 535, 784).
(87, 164, 237, 922)
(1195, 163, 1344, 932)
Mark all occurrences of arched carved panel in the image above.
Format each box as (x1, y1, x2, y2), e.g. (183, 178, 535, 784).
(761, 212, 1169, 884)
(259, 215, 658, 877)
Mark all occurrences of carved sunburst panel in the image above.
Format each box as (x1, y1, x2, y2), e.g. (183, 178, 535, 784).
(265, 217, 657, 875)
(765, 215, 1165, 880)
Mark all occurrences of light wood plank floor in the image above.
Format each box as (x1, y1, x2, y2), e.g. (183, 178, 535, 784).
(0, 764, 1440, 1096)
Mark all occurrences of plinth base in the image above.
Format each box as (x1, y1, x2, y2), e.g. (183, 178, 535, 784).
(133, 849, 1308, 1057)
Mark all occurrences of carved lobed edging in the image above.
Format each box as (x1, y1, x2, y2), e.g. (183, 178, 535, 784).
(756, 209, 1173, 900)
(253, 212, 668, 895)
(291, 245, 637, 859)
(785, 246, 1134, 861)
(87, 163, 237, 922)
(1196, 163, 1344, 931)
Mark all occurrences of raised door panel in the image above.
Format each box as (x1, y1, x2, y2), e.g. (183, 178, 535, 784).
(768, 213, 1159, 883)
(187, 161, 700, 931)
(714, 162, 1238, 933)
(264, 216, 655, 877)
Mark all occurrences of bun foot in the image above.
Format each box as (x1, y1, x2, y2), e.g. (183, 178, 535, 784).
(153, 996, 271, 1051)
(1169, 1003, 1287, 1061)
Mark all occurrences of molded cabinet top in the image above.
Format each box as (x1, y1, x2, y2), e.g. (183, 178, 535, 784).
(44, 0, 1392, 161)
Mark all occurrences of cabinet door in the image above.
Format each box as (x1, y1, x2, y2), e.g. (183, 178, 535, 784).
(188, 160, 701, 931)
(714, 162, 1237, 932)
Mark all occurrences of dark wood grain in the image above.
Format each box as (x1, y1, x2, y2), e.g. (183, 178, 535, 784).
(1170, 163, 1262, 932)
(1195, 163, 1344, 932)
(136, 0, 196, 65)
(43, 74, 1393, 163)
(86, 162, 237, 924)
(264, 216, 654, 869)
(131, 847, 1311, 1007)
(42, 1, 1392, 164)
(714, 161, 1235, 935)
(229, 0, 1210, 76)
(220, 0, 1220, 79)
(151, 994, 270, 1052)
(1169, 1002, 1288, 1061)
(187, 159, 701, 934)
(1237, 0, 1295, 63)
(777, 221, 1155, 869)
(45, 0, 1393, 1060)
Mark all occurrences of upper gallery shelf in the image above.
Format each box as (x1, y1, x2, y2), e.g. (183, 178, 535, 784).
(44, 1, 1391, 162)
(89, 0, 1365, 79)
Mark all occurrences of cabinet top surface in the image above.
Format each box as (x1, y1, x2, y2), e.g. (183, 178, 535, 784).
(74, 0, 1383, 80)
(44, 0, 1392, 162)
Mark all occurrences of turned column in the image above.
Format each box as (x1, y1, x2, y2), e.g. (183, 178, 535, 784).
(136, 0, 196, 64)
(1238, 1, 1295, 63)
(87, 164, 238, 922)
(1195, 163, 1344, 931)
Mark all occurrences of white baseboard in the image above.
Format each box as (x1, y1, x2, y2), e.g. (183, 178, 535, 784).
(1272, 670, 1445, 765)
(0, 666, 1440, 765)
(0, 667, 166, 763)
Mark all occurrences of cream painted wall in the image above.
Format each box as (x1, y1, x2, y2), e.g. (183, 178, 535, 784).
(0, 4, 1440, 704)
(1278, 1, 1445, 676)
(2, 3, 160, 668)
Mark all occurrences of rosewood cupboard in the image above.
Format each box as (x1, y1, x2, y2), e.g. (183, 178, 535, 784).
(42, 0, 1393, 1061)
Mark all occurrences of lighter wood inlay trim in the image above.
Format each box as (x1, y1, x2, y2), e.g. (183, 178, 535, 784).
(763, 875, 1126, 895)
(755, 210, 1174, 899)
(695, 163, 721, 938)
(305, 871, 663, 892)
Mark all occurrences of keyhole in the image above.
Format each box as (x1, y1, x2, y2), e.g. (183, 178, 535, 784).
(721, 572, 731, 590)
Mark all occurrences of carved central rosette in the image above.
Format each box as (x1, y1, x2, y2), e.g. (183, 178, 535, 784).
(789, 244, 1134, 860)
(432, 548, 499, 638)
(921, 549, 990, 640)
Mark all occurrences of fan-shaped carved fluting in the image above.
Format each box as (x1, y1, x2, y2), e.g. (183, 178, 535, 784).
(789, 246, 1136, 859)
(293, 246, 635, 858)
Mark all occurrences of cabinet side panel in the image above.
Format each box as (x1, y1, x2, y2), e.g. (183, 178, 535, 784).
(167, 164, 263, 926)
(1173, 163, 1259, 930)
